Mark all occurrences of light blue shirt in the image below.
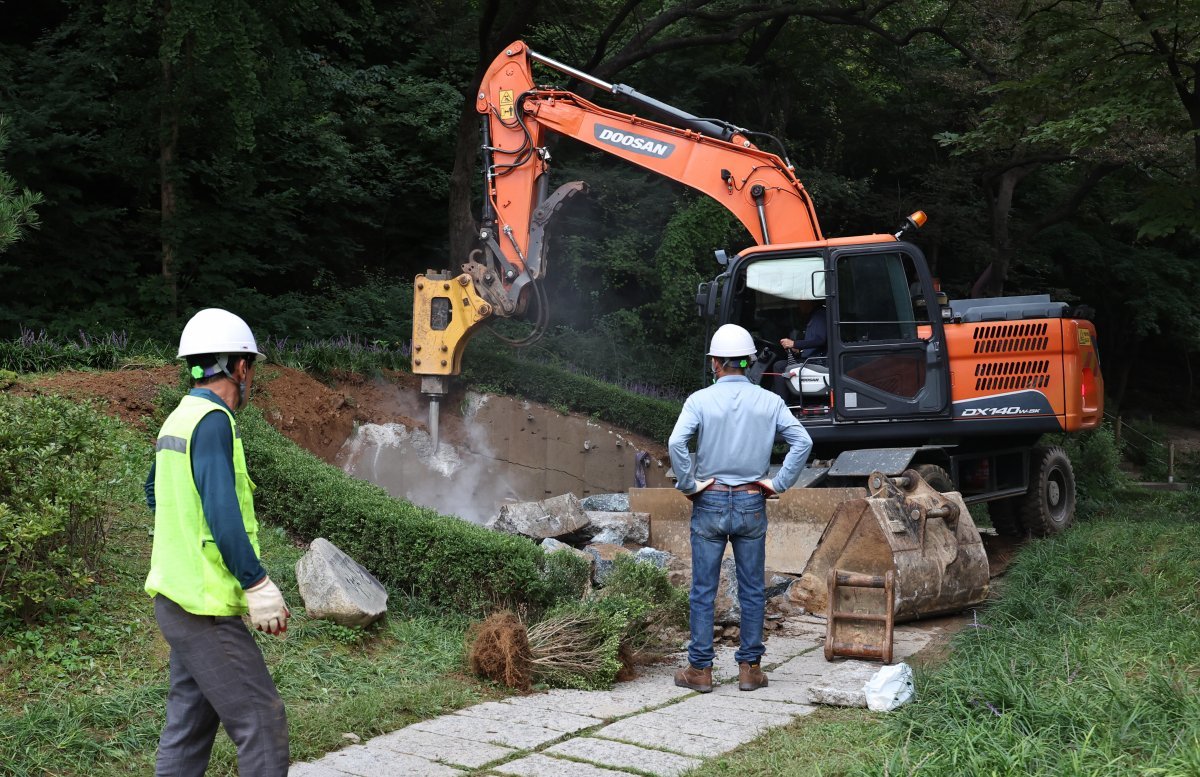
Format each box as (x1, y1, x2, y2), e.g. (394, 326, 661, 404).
(669, 375, 812, 495)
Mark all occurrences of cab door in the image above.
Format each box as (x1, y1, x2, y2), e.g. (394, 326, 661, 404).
(828, 245, 950, 421)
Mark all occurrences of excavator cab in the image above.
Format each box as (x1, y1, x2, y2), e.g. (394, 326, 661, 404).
(718, 244, 951, 427)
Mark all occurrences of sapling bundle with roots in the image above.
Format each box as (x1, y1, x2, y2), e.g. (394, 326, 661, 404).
(466, 557, 687, 691)
(466, 607, 624, 690)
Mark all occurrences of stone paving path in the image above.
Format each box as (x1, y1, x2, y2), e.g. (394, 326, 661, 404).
(288, 617, 939, 776)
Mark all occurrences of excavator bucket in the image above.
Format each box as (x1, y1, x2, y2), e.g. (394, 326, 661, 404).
(630, 469, 988, 623)
(787, 470, 989, 621)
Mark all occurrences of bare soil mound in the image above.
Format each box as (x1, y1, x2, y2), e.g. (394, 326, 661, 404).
(14, 365, 361, 462)
(13, 365, 179, 435)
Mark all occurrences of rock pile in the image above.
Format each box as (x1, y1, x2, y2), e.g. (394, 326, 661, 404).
(485, 492, 669, 588)
(483, 491, 803, 629)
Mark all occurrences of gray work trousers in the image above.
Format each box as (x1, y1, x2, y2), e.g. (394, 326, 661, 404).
(154, 595, 289, 776)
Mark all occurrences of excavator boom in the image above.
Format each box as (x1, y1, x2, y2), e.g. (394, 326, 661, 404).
(414, 40, 825, 446)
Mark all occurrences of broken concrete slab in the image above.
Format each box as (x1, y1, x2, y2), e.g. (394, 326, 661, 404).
(295, 538, 388, 628)
(580, 493, 630, 512)
(633, 547, 671, 568)
(583, 511, 650, 545)
(714, 556, 740, 625)
(494, 753, 638, 776)
(546, 737, 702, 777)
(488, 493, 590, 540)
(370, 726, 515, 769)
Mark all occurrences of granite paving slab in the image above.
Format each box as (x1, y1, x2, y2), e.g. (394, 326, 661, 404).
(316, 744, 463, 776)
(289, 614, 954, 776)
(493, 753, 639, 776)
(456, 700, 603, 732)
(371, 726, 517, 768)
(545, 737, 702, 777)
(593, 723, 742, 759)
(411, 714, 564, 750)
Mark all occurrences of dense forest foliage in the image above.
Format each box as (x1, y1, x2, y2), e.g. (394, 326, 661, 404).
(1, 0, 1198, 408)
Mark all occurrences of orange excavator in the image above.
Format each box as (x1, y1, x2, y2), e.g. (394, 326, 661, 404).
(412, 41, 1104, 624)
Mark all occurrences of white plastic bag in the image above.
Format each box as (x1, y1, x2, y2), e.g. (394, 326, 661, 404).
(863, 662, 915, 711)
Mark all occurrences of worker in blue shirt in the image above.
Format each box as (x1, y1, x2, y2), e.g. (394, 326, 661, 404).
(669, 324, 812, 693)
(145, 308, 290, 776)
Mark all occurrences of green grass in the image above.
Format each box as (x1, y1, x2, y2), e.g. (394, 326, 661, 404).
(686, 491, 1200, 776)
(0, 406, 499, 777)
(685, 707, 886, 776)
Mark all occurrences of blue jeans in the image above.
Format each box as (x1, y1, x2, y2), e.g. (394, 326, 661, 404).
(687, 489, 767, 668)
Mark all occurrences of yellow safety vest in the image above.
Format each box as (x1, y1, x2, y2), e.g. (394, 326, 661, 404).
(145, 394, 260, 615)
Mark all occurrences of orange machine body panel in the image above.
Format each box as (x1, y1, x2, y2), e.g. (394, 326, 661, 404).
(945, 317, 1103, 433)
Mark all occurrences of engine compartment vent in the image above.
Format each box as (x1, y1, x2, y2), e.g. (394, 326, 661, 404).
(972, 322, 1050, 354)
(974, 359, 1051, 391)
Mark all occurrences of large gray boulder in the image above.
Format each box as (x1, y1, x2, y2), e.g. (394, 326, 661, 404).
(580, 493, 630, 512)
(487, 493, 590, 540)
(584, 511, 650, 546)
(633, 547, 671, 569)
(296, 538, 388, 628)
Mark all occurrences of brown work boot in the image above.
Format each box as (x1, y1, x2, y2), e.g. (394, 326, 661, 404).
(739, 662, 768, 691)
(674, 664, 713, 693)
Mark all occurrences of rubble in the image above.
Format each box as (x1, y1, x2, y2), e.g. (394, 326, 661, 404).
(583, 542, 632, 586)
(487, 493, 590, 540)
(583, 511, 650, 545)
(540, 537, 594, 567)
(580, 493, 629, 512)
(633, 547, 671, 568)
(296, 538, 388, 628)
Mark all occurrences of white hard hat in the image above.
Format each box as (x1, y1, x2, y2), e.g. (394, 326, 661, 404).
(177, 308, 266, 360)
(707, 323, 756, 358)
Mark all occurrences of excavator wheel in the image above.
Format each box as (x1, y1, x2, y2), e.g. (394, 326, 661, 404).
(1016, 445, 1076, 537)
(914, 463, 954, 493)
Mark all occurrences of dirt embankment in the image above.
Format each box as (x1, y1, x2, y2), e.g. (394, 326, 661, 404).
(10, 365, 669, 466)
(11, 365, 400, 462)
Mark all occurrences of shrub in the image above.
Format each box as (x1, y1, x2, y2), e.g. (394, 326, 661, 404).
(236, 407, 554, 614)
(1049, 425, 1126, 510)
(594, 555, 688, 661)
(462, 343, 684, 442)
(542, 549, 592, 604)
(0, 396, 130, 624)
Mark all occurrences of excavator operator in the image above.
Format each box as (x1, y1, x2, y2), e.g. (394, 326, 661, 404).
(770, 299, 827, 402)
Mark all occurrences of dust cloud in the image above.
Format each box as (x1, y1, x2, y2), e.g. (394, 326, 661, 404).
(337, 402, 522, 524)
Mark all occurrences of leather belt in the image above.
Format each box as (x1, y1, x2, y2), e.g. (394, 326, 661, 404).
(706, 483, 762, 493)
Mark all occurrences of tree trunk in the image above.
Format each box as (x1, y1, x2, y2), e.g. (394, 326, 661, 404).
(447, 104, 481, 270)
(160, 4, 179, 319)
(981, 166, 1021, 297)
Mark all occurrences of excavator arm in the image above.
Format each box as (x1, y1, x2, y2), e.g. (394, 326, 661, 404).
(413, 40, 824, 444)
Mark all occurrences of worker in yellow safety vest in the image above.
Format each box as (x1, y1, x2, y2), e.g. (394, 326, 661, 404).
(145, 308, 290, 776)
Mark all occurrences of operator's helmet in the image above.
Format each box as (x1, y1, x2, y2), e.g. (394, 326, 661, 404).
(708, 324, 756, 360)
(177, 308, 266, 360)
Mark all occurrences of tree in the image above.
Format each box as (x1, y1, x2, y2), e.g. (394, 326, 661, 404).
(0, 115, 41, 253)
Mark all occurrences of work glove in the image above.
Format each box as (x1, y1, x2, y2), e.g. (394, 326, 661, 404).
(245, 576, 290, 636)
(684, 477, 715, 500)
(756, 479, 778, 498)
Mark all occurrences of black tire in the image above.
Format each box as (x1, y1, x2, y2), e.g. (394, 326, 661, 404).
(987, 498, 1025, 537)
(914, 463, 954, 493)
(1017, 445, 1076, 537)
